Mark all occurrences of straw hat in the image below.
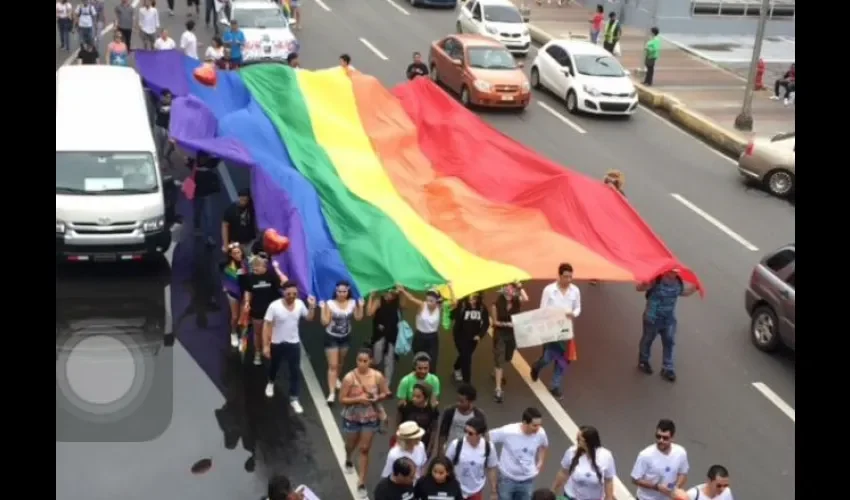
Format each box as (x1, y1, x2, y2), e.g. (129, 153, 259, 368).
(396, 421, 425, 440)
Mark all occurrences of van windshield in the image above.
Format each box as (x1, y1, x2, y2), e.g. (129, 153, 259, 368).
(56, 152, 159, 195)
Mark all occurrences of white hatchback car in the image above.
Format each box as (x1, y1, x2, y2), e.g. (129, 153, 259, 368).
(456, 0, 530, 55)
(530, 40, 638, 116)
(220, 1, 299, 62)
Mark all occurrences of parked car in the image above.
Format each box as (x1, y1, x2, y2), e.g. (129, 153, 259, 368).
(745, 244, 795, 352)
(429, 34, 531, 110)
(530, 39, 638, 116)
(738, 131, 795, 198)
(219, 1, 299, 63)
(456, 0, 531, 55)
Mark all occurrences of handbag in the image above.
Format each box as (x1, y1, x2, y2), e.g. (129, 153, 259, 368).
(395, 311, 414, 356)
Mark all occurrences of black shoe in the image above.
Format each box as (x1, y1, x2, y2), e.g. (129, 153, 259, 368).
(637, 361, 653, 374)
(530, 365, 540, 382)
(549, 387, 563, 400)
(244, 455, 255, 472)
(660, 369, 676, 382)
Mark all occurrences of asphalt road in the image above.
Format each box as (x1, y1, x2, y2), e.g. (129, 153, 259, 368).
(56, 0, 795, 499)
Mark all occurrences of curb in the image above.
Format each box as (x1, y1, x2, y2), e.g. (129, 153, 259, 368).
(527, 25, 749, 158)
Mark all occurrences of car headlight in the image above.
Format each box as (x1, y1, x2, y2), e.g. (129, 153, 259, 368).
(521, 81, 530, 92)
(56, 220, 66, 234)
(583, 84, 600, 97)
(473, 80, 492, 92)
(485, 25, 498, 35)
(142, 216, 165, 233)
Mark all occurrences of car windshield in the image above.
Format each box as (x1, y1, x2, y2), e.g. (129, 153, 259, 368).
(233, 8, 288, 29)
(56, 152, 159, 195)
(468, 47, 517, 69)
(574, 54, 625, 77)
(483, 5, 522, 23)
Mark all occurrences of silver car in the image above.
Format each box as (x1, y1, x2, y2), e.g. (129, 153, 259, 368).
(745, 244, 795, 352)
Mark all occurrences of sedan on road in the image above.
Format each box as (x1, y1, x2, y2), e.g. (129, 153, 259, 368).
(220, 1, 299, 63)
(429, 35, 531, 110)
(530, 39, 638, 116)
(745, 243, 795, 352)
(738, 131, 795, 198)
(456, 0, 530, 55)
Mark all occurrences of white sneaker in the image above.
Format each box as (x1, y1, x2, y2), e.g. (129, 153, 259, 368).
(230, 333, 239, 348)
(290, 399, 304, 414)
(265, 382, 274, 398)
(253, 352, 262, 366)
(453, 370, 463, 382)
(770, 95, 780, 100)
(326, 392, 336, 404)
(783, 98, 790, 106)
(335, 378, 342, 390)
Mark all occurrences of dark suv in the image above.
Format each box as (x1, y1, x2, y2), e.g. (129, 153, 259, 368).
(745, 244, 795, 352)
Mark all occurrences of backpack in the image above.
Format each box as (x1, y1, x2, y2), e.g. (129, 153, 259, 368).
(451, 436, 491, 466)
(394, 311, 414, 356)
(645, 275, 683, 299)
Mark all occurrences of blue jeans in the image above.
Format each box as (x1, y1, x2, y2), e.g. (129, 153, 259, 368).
(497, 476, 534, 500)
(589, 29, 600, 44)
(639, 320, 677, 371)
(533, 344, 568, 390)
(194, 194, 217, 242)
(58, 19, 72, 49)
(77, 26, 94, 47)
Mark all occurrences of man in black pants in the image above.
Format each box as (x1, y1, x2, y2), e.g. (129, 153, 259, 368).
(205, 0, 219, 33)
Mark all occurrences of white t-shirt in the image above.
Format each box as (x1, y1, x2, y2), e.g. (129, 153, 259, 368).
(137, 6, 159, 34)
(540, 282, 582, 317)
(264, 299, 308, 344)
(447, 438, 498, 497)
(489, 423, 548, 481)
(325, 299, 355, 337)
(630, 444, 690, 500)
(560, 445, 616, 500)
(57, 2, 73, 18)
(686, 484, 734, 500)
(154, 36, 176, 50)
(180, 30, 198, 59)
(76, 4, 96, 28)
(415, 304, 440, 333)
(380, 442, 428, 479)
(204, 45, 224, 61)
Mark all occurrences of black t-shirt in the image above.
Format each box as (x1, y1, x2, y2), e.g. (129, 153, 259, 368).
(375, 477, 415, 500)
(399, 404, 440, 448)
(413, 476, 463, 500)
(372, 297, 400, 343)
(155, 101, 171, 129)
(193, 157, 222, 197)
(239, 270, 282, 319)
(223, 202, 257, 244)
(78, 46, 98, 65)
(407, 62, 428, 80)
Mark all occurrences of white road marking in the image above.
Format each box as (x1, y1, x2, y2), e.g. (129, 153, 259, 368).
(638, 106, 738, 166)
(314, 0, 332, 12)
(536, 101, 587, 134)
(385, 0, 411, 15)
(359, 38, 389, 61)
(61, 0, 140, 68)
(670, 193, 760, 251)
(752, 382, 795, 423)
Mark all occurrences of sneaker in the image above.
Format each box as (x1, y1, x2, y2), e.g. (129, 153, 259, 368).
(660, 369, 677, 382)
(637, 361, 653, 374)
(290, 399, 304, 414)
(769, 95, 780, 100)
(335, 379, 342, 390)
(168, 9, 174, 16)
(550, 387, 563, 400)
(357, 484, 368, 499)
(327, 392, 336, 404)
(530, 365, 540, 382)
(344, 460, 355, 474)
(264, 382, 274, 398)
(783, 98, 790, 106)
(253, 352, 262, 366)
(230, 332, 239, 348)
(494, 389, 504, 403)
(453, 370, 463, 382)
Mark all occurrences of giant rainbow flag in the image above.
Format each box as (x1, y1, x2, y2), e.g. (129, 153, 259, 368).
(136, 51, 701, 300)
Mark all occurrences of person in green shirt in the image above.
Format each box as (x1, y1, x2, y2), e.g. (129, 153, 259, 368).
(643, 27, 661, 86)
(396, 352, 441, 406)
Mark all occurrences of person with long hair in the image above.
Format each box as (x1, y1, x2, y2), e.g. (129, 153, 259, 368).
(396, 283, 456, 372)
(445, 416, 498, 500)
(551, 425, 616, 500)
(368, 289, 403, 384)
(239, 254, 287, 365)
(339, 347, 391, 498)
(451, 292, 489, 383)
(396, 383, 440, 456)
(105, 30, 129, 66)
(414, 456, 463, 500)
(381, 421, 429, 480)
(320, 281, 365, 403)
(221, 242, 248, 348)
(490, 282, 529, 403)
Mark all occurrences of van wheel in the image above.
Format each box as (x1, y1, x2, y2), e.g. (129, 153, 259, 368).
(430, 64, 439, 83)
(530, 67, 541, 89)
(764, 169, 795, 198)
(456, 21, 463, 33)
(461, 86, 472, 108)
(565, 90, 578, 114)
(751, 306, 781, 352)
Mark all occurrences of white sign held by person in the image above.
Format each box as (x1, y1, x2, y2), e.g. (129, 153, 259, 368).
(511, 307, 574, 349)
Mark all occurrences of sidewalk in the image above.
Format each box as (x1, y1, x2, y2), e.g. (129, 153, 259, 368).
(515, 1, 795, 157)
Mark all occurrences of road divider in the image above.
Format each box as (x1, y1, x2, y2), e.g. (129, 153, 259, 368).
(670, 194, 759, 251)
(536, 102, 587, 134)
(752, 382, 795, 423)
(359, 38, 389, 61)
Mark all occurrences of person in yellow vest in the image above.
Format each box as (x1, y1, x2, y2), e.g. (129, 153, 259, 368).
(643, 27, 661, 85)
(602, 12, 621, 54)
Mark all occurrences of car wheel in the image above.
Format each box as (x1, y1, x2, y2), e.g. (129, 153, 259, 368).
(461, 86, 472, 108)
(565, 90, 578, 114)
(530, 67, 541, 89)
(764, 169, 795, 198)
(430, 64, 439, 83)
(750, 305, 781, 352)
(456, 21, 463, 33)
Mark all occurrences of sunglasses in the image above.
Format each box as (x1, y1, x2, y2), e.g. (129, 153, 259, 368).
(655, 433, 672, 442)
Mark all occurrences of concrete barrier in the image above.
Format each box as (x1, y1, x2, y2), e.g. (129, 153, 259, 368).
(528, 23, 749, 158)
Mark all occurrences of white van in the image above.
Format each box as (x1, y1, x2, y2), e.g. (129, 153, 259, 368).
(56, 65, 172, 262)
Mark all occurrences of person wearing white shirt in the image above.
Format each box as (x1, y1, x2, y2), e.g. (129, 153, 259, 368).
(74, 0, 97, 46)
(551, 426, 616, 500)
(154, 29, 176, 50)
(530, 262, 581, 399)
(57, 0, 74, 50)
(630, 419, 689, 500)
(179, 19, 199, 59)
(446, 416, 498, 500)
(137, 0, 160, 50)
(489, 408, 548, 500)
(204, 35, 225, 62)
(262, 281, 317, 414)
(381, 421, 429, 480)
(684, 465, 733, 500)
